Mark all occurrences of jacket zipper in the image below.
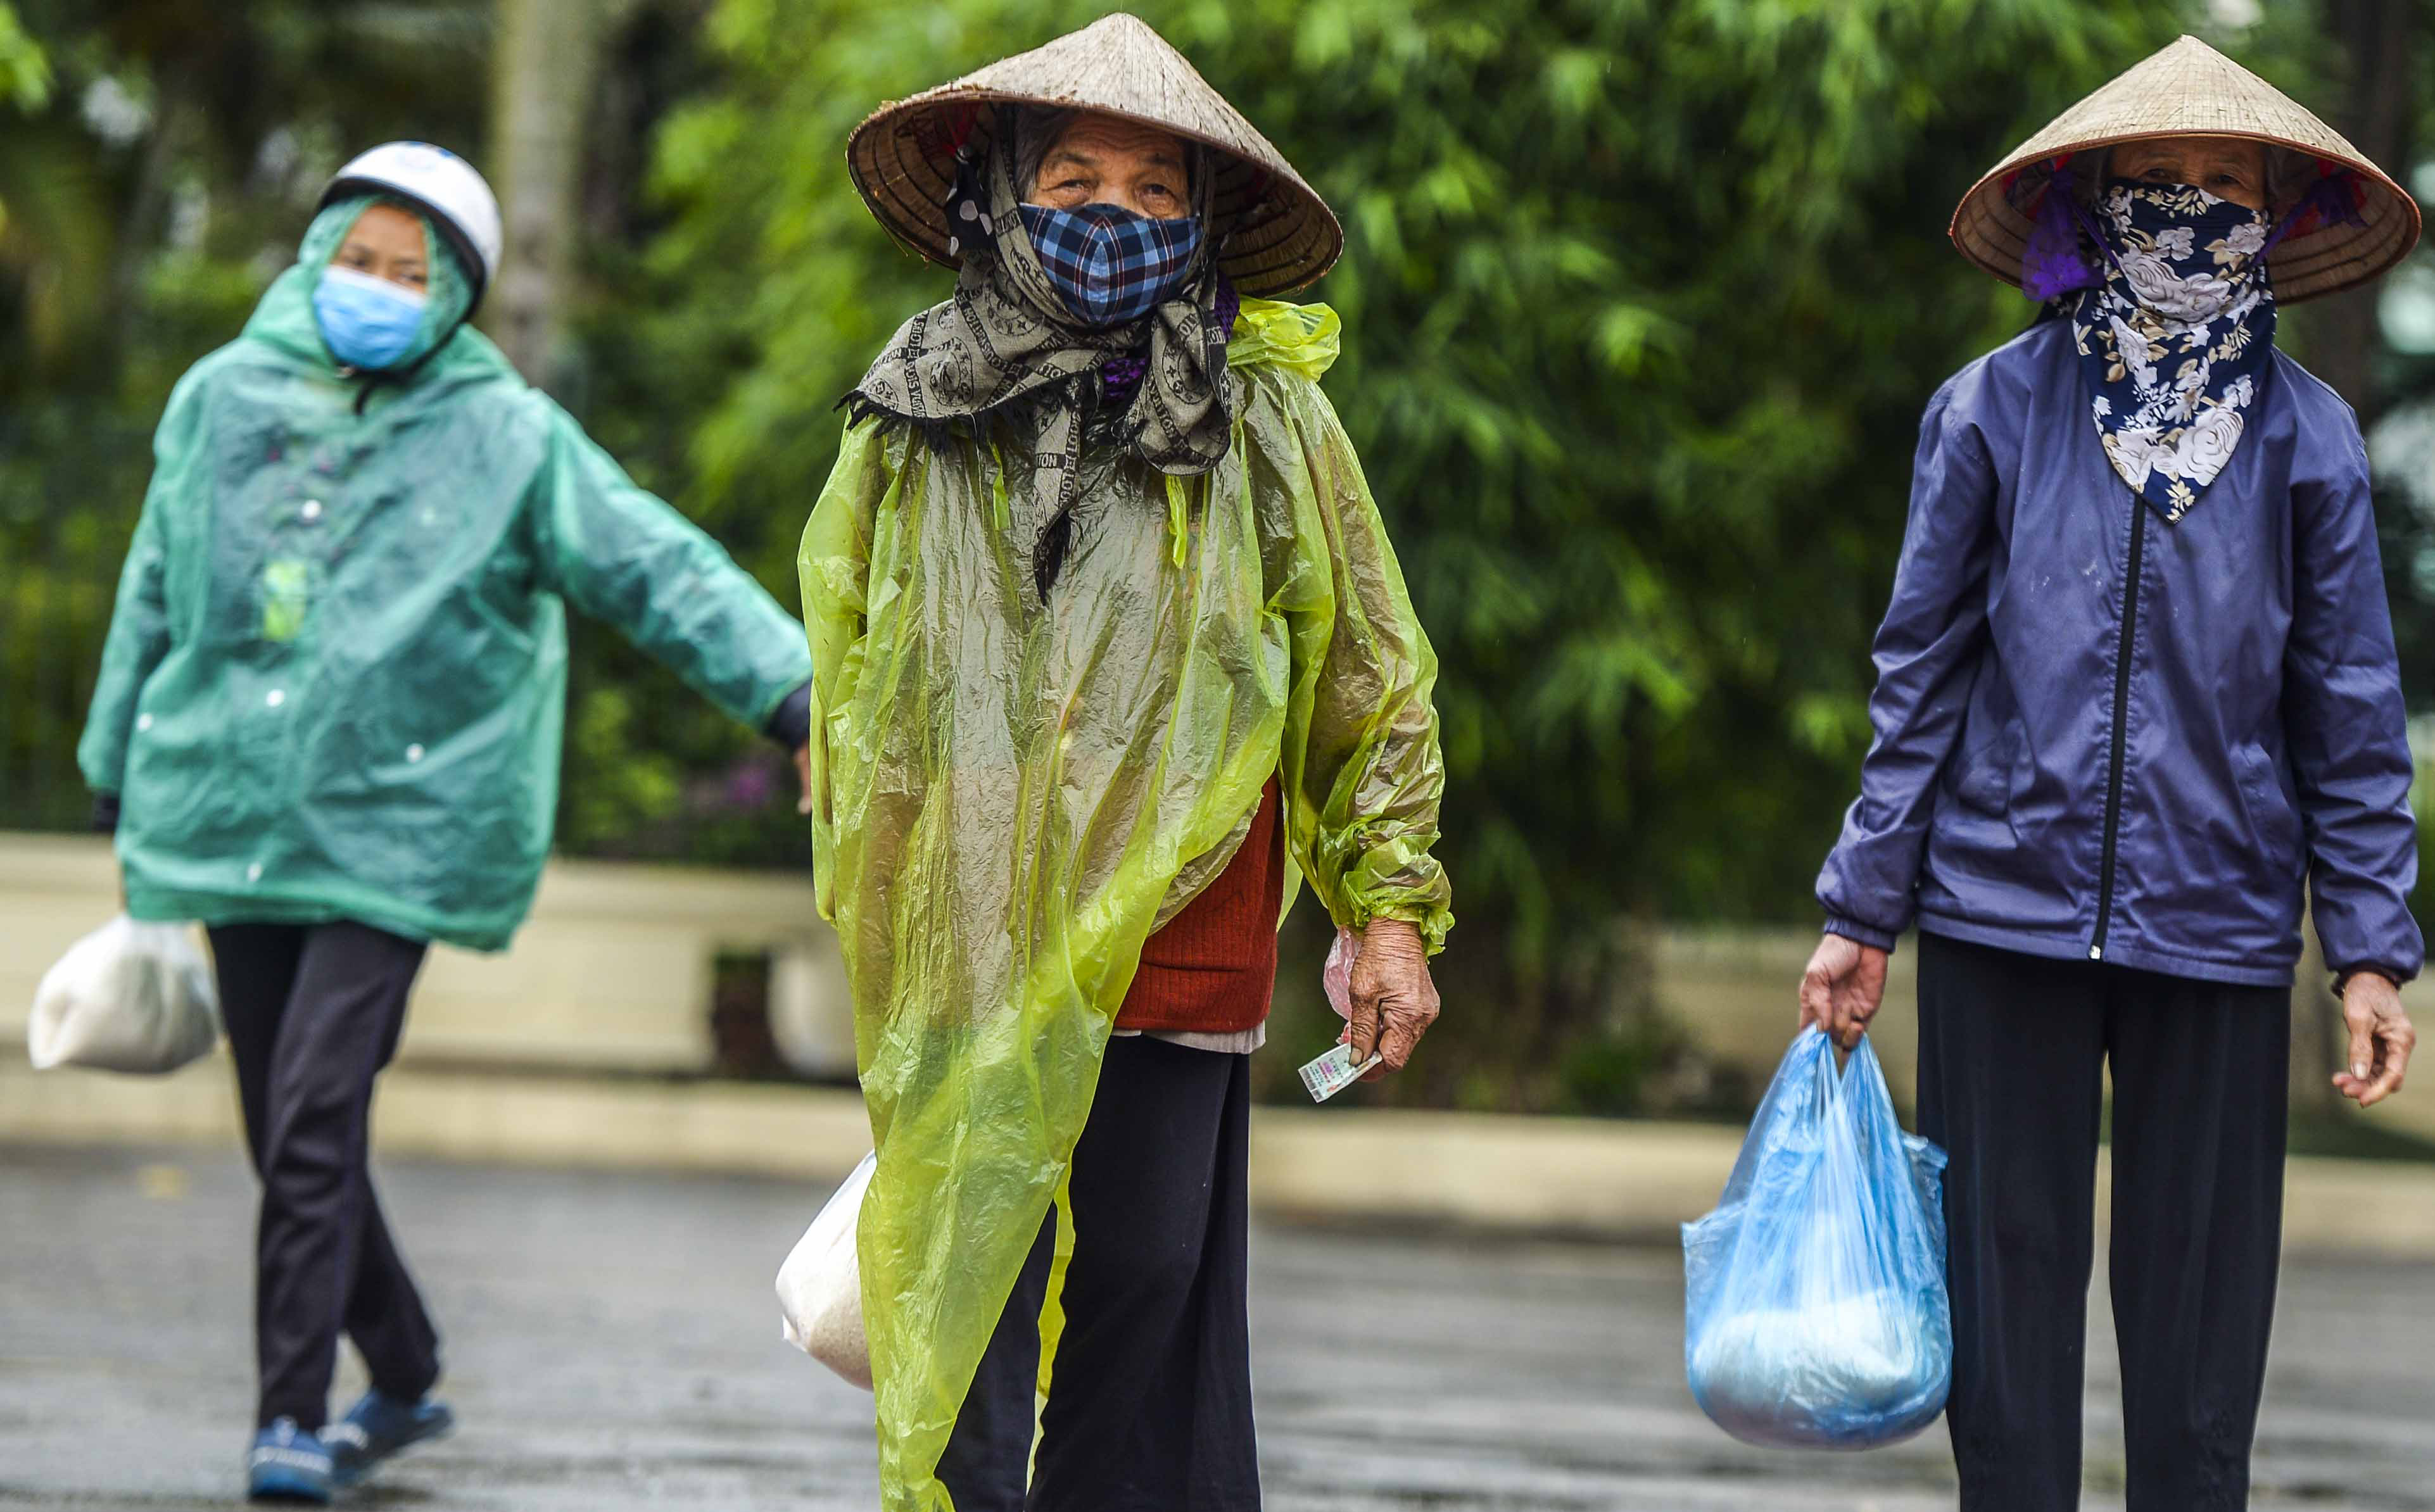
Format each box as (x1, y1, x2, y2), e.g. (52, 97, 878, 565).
(2089, 500, 2147, 961)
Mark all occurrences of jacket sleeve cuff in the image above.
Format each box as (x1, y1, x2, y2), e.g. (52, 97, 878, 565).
(761, 681, 813, 750)
(91, 791, 122, 835)
(1822, 916, 1899, 954)
(2331, 962, 2416, 993)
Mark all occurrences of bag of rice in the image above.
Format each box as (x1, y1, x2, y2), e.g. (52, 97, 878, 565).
(28, 915, 219, 1074)
(1681, 1028, 1951, 1449)
(777, 1152, 877, 1390)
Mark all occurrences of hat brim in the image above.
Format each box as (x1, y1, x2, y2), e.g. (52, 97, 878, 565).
(1951, 128, 2419, 305)
(847, 91, 1343, 298)
(1949, 37, 2422, 304)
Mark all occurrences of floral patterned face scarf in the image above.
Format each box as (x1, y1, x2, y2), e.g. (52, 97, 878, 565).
(2069, 180, 2275, 522)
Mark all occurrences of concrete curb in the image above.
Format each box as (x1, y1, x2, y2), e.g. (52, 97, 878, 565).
(6, 1053, 2434, 1256)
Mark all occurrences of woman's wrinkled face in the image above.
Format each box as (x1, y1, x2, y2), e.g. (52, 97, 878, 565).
(331, 205, 431, 293)
(1027, 116, 1191, 220)
(2110, 135, 2270, 210)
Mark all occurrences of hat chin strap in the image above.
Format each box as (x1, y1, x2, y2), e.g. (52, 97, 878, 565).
(343, 311, 478, 414)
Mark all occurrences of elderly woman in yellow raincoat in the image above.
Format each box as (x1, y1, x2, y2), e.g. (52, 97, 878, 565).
(800, 16, 1454, 1510)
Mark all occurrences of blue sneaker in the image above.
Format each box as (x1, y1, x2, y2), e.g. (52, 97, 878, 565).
(246, 1418, 332, 1504)
(320, 1388, 454, 1487)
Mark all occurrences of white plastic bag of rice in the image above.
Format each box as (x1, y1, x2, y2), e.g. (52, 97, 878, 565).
(776, 1151, 876, 1390)
(28, 914, 219, 1074)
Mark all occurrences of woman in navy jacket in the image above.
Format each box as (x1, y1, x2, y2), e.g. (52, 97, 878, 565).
(1805, 39, 2420, 1511)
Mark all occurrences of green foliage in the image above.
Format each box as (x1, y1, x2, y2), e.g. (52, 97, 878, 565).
(0, 4, 49, 116)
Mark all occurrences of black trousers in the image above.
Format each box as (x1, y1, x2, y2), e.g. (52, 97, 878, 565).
(1915, 931, 2289, 1512)
(208, 922, 441, 1430)
(938, 1035, 1260, 1512)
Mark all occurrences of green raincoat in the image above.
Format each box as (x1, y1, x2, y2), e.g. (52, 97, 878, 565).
(799, 298, 1453, 1509)
(80, 198, 813, 951)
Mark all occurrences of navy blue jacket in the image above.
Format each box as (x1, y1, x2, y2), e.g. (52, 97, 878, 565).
(1818, 317, 2422, 988)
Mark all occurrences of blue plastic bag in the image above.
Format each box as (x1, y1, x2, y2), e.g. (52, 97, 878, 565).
(1682, 1027, 1952, 1449)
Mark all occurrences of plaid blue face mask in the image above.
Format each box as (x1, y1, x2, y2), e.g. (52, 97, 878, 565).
(1017, 203, 1202, 327)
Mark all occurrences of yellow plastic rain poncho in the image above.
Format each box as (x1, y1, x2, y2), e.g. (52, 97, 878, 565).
(799, 299, 1453, 1508)
(79, 197, 813, 950)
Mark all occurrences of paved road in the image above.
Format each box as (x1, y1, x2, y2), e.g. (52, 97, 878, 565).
(4, 1143, 2432, 1511)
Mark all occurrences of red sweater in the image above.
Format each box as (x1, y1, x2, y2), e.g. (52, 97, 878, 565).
(1114, 779, 1283, 1035)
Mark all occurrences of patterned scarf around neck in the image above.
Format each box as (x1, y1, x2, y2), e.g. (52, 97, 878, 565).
(2065, 179, 2277, 523)
(845, 122, 1239, 596)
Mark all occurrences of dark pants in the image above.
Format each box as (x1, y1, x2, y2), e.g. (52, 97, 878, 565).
(208, 922, 441, 1430)
(938, 1035, 1260, 1512)
(1915, 931, 2289, 1512)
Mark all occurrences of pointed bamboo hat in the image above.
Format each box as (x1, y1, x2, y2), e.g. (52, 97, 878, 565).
(846, 13, 1341, 297)
(1951, 34, 2420, 303)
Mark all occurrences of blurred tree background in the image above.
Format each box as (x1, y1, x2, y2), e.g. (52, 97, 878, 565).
(5, 0, 2432, 1112)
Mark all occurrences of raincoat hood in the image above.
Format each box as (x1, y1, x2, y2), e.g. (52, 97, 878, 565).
(274, 193, 483, 381)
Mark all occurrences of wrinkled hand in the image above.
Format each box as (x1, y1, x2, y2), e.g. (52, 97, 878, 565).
(1798, 933, 1889, 1051)
(794, 746, 814, 816)
(2333, 973, 2414, 1109)
(1345, 920, 1438, 1081)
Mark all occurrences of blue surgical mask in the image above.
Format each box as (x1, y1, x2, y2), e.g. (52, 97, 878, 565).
(312, 265, 429, 370)
(1018, 203, 1201, 326)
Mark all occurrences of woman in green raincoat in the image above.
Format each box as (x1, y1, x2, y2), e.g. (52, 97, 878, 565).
(77, 142, 814, 1504)
(806, 18, 1454, 1509)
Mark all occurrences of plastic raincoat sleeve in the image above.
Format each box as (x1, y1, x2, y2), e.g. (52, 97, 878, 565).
(1268, 377, 1455, 951)
(2285, 427, 2424, 983)
(529, 404, 813, 730)
(1814, 378, 1998, 953)
(77, 370, 205, 800)
(797, 422, 882, 922)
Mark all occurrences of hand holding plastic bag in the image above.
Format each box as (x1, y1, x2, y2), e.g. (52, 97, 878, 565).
(1322, 926, 1359, 1019)
(1682, 1027, 1951, 1449)
(27, 914, 219, 1074)
(776, 1152, 876, 1390)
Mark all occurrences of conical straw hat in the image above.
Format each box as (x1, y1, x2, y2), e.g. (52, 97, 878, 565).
(847, 13, 1341, 297)
(1951, 34, 2420, 304)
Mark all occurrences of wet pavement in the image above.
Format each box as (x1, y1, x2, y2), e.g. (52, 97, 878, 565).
(4, 1142, 2432, 1511)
